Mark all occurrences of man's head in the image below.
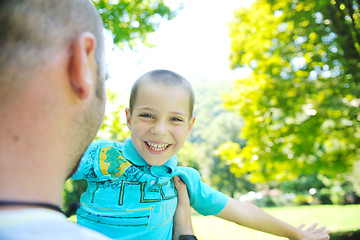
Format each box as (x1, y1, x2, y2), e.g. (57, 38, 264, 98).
(0, 0, 106, 87)
(0, 0, 107, 189)
(126, 70, 196, 166)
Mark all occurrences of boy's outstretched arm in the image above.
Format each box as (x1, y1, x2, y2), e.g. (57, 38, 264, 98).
(216, 197, 331, 240)
(173, 176, 197, 240)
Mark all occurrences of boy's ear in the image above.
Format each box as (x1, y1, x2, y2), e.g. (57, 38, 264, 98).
(68, 32, 96, 100)
(187, 116, 196, 135)
(125, 108, 132, 130)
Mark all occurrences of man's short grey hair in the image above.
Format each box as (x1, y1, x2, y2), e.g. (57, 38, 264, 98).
(0, 0, 105, 86)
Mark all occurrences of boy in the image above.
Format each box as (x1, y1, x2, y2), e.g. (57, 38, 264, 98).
(72, 70, 330, 240)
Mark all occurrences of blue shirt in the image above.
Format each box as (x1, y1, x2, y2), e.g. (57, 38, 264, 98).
(72, 138, 228, 240)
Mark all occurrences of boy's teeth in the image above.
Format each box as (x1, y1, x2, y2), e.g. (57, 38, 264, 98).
(146, 142, 169, 151)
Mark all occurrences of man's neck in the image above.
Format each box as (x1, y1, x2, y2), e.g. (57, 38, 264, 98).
(0, 140, 65, 207)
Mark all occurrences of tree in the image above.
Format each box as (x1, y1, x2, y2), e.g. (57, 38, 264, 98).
(219, 0, 360, 183)
(184, 80, 251, 197)
(207, 113, 251, 198)
(92, 0, 177, 48)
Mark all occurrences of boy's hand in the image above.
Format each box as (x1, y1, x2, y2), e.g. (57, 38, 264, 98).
(172, 176, 194, 240)
(295, 223, 331, 240)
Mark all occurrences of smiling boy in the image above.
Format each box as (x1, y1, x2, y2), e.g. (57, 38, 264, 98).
(72, 70, 330, 240)
(72, 70, 227, 239)
(125, 71, 195, 166)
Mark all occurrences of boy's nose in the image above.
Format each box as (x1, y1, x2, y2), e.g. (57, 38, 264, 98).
(150, 121, 167, 136)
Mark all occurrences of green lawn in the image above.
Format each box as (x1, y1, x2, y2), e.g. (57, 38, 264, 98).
(191, 205, 360, 240)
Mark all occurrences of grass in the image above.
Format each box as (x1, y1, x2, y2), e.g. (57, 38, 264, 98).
(191, 205, 360, 240)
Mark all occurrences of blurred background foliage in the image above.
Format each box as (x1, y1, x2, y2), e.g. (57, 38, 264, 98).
(92, 0, 178, 48)
(218, 0, 360, 201)
(63, 0, 360, 214)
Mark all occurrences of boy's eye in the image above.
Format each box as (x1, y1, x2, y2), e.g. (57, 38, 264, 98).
(171, 117, 183, 122)
(139, 113, 154, 119)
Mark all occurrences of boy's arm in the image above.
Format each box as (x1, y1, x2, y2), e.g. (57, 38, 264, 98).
(216, 197, 330, 240)
(173, 176, 197, 240)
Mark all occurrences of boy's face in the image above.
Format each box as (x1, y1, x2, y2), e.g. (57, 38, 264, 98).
(126, 81, 195, 166)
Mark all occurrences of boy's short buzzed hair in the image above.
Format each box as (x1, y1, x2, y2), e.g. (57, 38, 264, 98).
(129, 69, 195, 117)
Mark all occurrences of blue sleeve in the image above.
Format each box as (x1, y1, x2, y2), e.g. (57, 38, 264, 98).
(174, 166, 228, 216)
(70, 140, 106, 180)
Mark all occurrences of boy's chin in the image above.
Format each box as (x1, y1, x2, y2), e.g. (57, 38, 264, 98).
(144, 159, 168, 166)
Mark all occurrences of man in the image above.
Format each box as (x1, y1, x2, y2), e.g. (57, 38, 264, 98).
(0, 1, 195, 239)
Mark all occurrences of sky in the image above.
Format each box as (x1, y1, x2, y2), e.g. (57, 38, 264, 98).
(105, 0, 253, 93)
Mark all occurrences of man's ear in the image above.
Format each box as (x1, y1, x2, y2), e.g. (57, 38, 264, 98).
(187, 116, 196, 135)
(125, 108, 132, 130)
(69, 32, 96, 100)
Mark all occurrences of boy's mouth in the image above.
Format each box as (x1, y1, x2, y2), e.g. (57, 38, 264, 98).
(145, 141, 170, 152)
